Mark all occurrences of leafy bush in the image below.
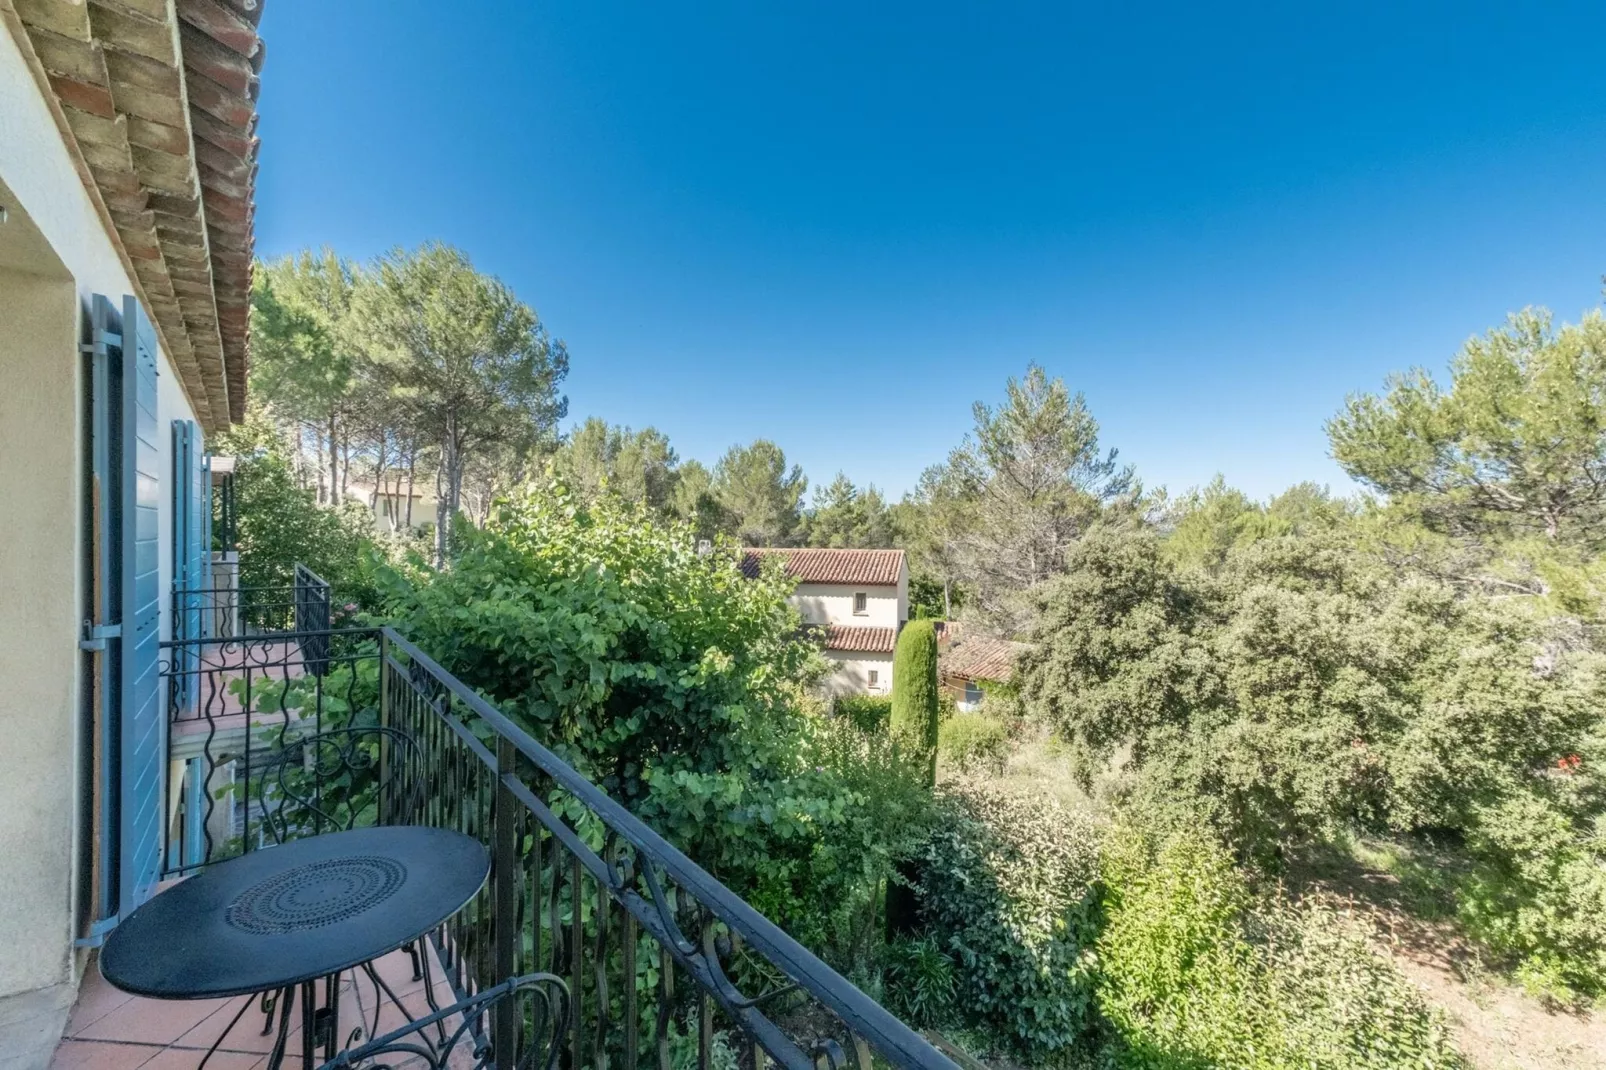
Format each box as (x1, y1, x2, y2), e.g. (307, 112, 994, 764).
(1021, 525, 1606, 856)
(835, 693, 893, 733)
(382, 484, 927, 960)
(800, 711, 938, 963)
(882, 936, 957, 1027)
(1098, 824, 1462, 1070)
(938, 712, 1011, 774)
(1459, 791, 1606, 1003)
(911, 778, 1104, 1064)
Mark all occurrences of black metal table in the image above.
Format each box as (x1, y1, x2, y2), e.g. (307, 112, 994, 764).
(101, 825, 490, 1069)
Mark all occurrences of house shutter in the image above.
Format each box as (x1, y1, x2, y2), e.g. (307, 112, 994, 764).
(83, 294, 165, 936)
(170, 418, 208, 707)
(120, 295, 164, 913)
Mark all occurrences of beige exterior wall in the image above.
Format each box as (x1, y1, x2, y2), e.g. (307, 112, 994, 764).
(348, 482, 440, 534)
(1, 22, 205, 1067)
(790, 581, 907, 630)
(822, 653, 895, 698)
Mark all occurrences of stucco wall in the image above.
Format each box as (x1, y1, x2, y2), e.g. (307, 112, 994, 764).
(821, 653, 895, 698)
(0, 266, 79, 1010)
(1, 21, 205, 1065)
(791, 582, 905, 629)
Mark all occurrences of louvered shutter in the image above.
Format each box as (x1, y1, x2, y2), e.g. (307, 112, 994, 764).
(170, 418, 207, 708)
(120, 295, 164, 912)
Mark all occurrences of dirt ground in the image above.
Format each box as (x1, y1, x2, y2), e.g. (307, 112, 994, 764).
(1289, 850, 1605, 1070)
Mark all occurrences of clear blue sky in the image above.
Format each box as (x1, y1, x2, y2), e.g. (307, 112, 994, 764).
(254, 1, 1606, 502)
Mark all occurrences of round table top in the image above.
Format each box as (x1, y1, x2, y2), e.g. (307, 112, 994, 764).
(101, 826, 490, 999)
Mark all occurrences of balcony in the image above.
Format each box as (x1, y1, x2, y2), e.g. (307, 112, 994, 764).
(58, 574, 955, 1070)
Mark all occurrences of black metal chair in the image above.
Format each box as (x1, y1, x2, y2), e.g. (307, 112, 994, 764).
(315, 973, 569, 1070)
(261, 725, 426, 842)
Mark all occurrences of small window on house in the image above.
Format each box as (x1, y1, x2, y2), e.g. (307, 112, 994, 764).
(853, 592, 868, 615)
(868, 669, 880, 689)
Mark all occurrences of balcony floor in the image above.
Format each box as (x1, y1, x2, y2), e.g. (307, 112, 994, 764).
(51, 945, 454, 1070)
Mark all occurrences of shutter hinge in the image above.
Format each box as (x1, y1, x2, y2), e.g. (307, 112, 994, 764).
(74, 914, 120, 948)
(79, 621, 121, 651)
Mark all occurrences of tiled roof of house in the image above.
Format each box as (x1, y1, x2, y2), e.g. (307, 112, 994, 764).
(822, 625, 897, 654)
(10, 0, 264, 430)
(739, 548, 905, 586)
(939, 633, 1032, 683)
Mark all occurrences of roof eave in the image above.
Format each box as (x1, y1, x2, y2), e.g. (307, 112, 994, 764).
(9, 0, 262, 432)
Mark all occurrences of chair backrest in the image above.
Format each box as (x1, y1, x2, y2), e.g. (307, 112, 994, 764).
(258, 726, 425, 846)
(318, 972, 569, 1070)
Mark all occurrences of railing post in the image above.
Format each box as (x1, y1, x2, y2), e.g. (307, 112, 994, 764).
(378, 631, 391, 821)
(492, 735, 519, 1068)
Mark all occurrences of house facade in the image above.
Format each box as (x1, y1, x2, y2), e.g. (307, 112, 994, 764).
(346, 478, 441, 535)
(0, 2, 262, 1064)
(740, 548, 909, 696)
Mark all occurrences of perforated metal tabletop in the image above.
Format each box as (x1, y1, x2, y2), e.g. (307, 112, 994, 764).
(101, 825, 490, 999)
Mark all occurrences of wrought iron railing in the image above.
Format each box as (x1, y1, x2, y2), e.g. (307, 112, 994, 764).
(172, 563, 333, 640)
(160, 626, 956, 1070)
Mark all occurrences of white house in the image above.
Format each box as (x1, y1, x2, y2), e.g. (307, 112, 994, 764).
(740, 548, 909, 696)
(346, 478, 441, 535)
(1, 3, 263, 1064)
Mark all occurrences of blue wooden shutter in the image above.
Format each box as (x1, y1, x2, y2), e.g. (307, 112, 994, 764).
(120, 295, 164, 913)
(170, 421, 192, 707)
(170, 418, 207, 707)
(84, 296, 121, 940)
(191, 425, 208, 628)
(82, 293, 165, 939)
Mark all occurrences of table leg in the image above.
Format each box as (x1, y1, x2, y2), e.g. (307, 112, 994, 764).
(323, 972, 341, 1060)
(195, 997, 256, 1070)
(300, 979, 316, 1069)
(264, 985, 296, 1070)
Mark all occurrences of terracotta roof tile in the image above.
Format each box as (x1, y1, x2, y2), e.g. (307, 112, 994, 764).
(13, 0, 263, 429)
(821, 625, 898, 654)
(739, 548, 905, 586)
(939, 634, 1032, 683)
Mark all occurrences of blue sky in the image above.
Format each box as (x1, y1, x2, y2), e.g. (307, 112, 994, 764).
(254, 1, 1606, 502)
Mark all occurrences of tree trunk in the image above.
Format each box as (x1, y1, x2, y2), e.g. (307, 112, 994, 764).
(312, 424, 326, 503)
(327, 415, 341, 506)
(339, 430, 352, 501)
(435, 418, 465, 567)
(434, 460, 447, 568)
(405, 450, 416, 528)
(943, 577, 952, 619)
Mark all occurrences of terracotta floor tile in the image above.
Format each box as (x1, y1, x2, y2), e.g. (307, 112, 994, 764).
(169, 996, 260, 1052)
(139, 1047, 264, 1070)
(63, 972, 135, 1037)
(48, 1038, 161, 1070)
(73, 994, 227, 1047)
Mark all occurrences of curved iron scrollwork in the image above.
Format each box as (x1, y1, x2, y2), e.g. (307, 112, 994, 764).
(317, 972, 569, 1070)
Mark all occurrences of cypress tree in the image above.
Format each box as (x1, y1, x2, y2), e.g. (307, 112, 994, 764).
(890, 619, 940, 783)
(886, 619, 940, 937)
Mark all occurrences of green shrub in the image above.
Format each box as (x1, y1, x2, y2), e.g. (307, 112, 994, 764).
(801, 711, 938, 964)
(911, 778, 1104, 1064)
(882, 936, 957, 1028)
(382, 484, 928, 963)
(1459, 792, 1606, 1002)
(938, 712, 1011, 774)
(1097, 824, 1462, 1070)
(835, 693, 893, 733)
(891, 620, 940, 776)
